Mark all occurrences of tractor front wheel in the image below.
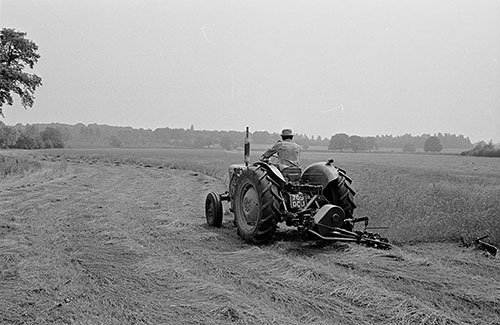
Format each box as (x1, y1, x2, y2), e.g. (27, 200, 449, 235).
(205, 191, 223, 227)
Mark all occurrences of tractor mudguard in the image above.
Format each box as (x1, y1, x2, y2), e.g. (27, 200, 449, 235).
(301, 161, 340, 189)
(252, 162, 287, 188)
(228, 162, 286, 195)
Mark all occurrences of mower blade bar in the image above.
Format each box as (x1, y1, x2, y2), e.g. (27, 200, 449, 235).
(308, 230, 392, 248)
(307, 230, 360, 242)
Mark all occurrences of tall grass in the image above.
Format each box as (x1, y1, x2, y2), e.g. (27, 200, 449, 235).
(40, 148, 500, 247)
(0, 154, 42, 178)
(1, 151, 68, 184)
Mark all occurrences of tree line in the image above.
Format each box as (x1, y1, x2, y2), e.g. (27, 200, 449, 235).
(0, 121, 64, 149)
(0, 122, 476, 153)
(328, 133, 472, 153)
(1, 123, 328, 150)
(375, 133, 472, 149)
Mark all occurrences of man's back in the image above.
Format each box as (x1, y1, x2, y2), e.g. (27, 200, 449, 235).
(261, 139, 301, 170)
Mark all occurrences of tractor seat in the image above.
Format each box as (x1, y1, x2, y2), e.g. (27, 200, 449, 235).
(281, 167, 302, 182)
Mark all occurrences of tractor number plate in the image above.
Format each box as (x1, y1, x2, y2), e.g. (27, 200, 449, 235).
(289, 193, 306, 209)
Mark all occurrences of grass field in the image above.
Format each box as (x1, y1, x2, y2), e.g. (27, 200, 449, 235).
(27, 147, 500, 247)
(1, 148, 499, 324)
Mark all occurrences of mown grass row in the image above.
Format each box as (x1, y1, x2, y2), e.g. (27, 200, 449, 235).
(14, 148, 500, 247)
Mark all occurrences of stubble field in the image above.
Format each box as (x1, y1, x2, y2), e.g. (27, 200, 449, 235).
(1, 148, 499, 324)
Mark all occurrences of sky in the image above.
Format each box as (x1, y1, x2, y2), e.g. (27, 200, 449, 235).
(1, 0, 499, 142)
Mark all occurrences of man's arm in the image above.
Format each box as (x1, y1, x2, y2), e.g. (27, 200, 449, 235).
(260, 141, 281, 161)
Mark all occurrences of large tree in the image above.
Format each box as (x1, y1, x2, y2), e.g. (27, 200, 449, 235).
(0, 28, 42, 117)
(423, 136, 443, 153)
(40, 127, 64, 148)
(349, 135, 366, 153)
(328, 133, 350, 152)
(365, 136, 378, 152)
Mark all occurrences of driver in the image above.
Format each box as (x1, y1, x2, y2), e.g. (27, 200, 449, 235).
(260, 128, 301, 170)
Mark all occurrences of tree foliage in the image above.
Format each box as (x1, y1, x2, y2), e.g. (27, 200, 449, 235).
(0, 121, 18, 148)
(376, 133, 471, 149)
(0, 122, 64, 149)
(349, 135, 366, 153)
(402, 143, 416, 153)
(220, 136, 236, 150)
(328, 133, 350, 152)
(0, 28, 42, 116)
(423, 136, 443, 153)
(109, 136, 122, 148)
(365, 137, 378, 152)
(40, 127, 64, 148)
(328, 134, 376, 153)
(461, 141, 500, 157)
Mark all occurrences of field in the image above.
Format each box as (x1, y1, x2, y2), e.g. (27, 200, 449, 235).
(1, 148, 499, 324)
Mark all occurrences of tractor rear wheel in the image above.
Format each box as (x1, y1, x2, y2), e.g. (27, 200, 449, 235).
(205, 191, 223, 227)
(324, 172, 356, 230)
(233, 166, 282, 244)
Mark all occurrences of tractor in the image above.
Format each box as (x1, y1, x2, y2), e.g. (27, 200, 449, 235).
(204, 128, 390, 249)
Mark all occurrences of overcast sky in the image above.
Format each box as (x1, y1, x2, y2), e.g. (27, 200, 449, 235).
(1, 0, 499, 142)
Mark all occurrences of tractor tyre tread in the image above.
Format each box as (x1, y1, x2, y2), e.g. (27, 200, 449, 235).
(233, 166, 282, 244)
(327, 173, 357, 225)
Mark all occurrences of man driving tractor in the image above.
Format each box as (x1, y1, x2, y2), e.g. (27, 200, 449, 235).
(260, 128, 301, 171)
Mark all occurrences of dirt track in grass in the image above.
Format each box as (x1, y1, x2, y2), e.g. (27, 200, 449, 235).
(1, 156, 499, 324)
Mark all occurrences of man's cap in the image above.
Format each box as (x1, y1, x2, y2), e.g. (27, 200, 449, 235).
(281, 129, 293, 136)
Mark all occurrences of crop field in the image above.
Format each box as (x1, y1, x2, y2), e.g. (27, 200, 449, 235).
(33, 147, 500, 246)
(1, 147, 499, 324)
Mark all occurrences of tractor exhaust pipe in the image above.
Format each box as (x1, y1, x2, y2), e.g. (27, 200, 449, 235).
(244, 126, 250, 167)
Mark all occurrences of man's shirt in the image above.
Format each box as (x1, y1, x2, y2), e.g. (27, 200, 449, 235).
(260, 139, 301, 169)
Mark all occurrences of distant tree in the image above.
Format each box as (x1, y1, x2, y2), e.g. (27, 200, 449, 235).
(296, 140, 309, 150)
(328, 133, 350, 152)
(13, 133, 37, 149)
(40, 127, 64, 148)
(0, 121, 19, 148)
(252, 131, 273, 144)
(423, 136, 442, 153)
(349, 135, 366, 153)
(365, 137, 378, 152)
(402, 143, 416, 153)
(193, 134, 213, 148)
(0, 28, 43, 116)
(10, 123, 42, 149)
(375, 133, 471, 149)
(461, 141, 500, 157)
(109, 135, 122, 147)
(220, 136, 235, 150)
(24, 124, 43, 148)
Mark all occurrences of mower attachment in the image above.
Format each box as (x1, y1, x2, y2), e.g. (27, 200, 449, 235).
(474, 235, 498, 257)
(310, 206, 391, 249)
(308, 228, 391, 249)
